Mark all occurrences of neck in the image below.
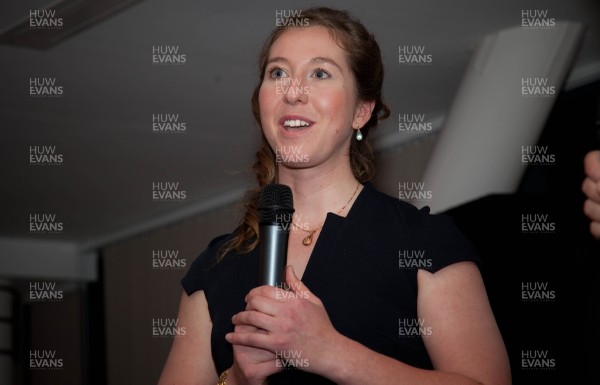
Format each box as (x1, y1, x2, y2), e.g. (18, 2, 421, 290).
(277, 158, 362, 228)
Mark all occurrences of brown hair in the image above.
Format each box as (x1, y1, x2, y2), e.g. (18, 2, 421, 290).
(219, 7, 390, 259)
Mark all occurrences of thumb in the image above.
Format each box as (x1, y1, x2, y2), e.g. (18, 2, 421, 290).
(284, 265, 318, 303)
(285, 265, 302, 291)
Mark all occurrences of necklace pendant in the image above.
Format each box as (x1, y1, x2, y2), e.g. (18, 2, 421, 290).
(302, 231, 314, 246)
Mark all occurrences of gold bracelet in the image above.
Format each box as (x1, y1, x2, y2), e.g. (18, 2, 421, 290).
(217, 367, 231, 385)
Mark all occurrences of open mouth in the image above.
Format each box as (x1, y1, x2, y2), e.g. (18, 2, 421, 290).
(283, 119, 311, 128)
(279, 116, 314, 131)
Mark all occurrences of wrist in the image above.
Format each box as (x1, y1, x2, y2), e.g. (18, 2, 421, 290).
(225, 364, 244, 385)
(225, 363, 264, 385)
(311, 330, 352, 380)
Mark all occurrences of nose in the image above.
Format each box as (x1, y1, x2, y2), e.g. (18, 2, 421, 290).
(283, 78, 307, 105)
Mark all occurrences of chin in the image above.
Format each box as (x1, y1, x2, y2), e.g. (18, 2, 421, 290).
(276, 159, 312, 169)
(274, 148, 312, 165)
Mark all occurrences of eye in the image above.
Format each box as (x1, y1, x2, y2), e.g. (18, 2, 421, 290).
(267, 66, 288, 79)
(312, 68, 331, 80)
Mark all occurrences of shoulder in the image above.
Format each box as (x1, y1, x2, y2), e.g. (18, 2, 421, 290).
(360, 183, 480, 272)
(180, 232, 236, 295)
(360, 182, 452, 230)
(195, 233, 235, 266)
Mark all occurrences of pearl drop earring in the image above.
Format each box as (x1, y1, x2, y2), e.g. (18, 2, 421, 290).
(355, 123, 363, 141)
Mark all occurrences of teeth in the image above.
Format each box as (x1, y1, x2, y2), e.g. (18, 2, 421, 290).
(283, 119, 310, 128)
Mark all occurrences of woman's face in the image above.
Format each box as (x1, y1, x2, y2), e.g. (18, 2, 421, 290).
(258, 26, 373, 171)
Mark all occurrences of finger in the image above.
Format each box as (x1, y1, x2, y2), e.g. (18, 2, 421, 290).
(584, 150, 600, 181)
(582, 178, 600, 202)
(245, 285, 278, 304)
(233, 310, 276, 331)
(590, 221, 600, 239)
(284, 265, 317, 304)
(285, 265, 307, 293)
(583, 199, 600, 222)
(225, 330, 273, 350)
(245, 292, 280, 315)
(234, 324, 266, 334)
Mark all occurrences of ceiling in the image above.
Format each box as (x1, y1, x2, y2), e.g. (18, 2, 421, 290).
(1, 0, 599, 254)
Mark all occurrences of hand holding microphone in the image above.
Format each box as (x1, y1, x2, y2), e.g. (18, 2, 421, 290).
(228, 183, 343, 377)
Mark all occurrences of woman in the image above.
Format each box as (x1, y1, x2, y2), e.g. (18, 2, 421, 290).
(159, 7, 511, 385)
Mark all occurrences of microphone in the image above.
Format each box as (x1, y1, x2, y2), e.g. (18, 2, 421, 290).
(258, 183, 294, 287)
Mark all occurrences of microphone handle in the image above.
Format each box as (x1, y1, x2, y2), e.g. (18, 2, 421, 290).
(258, 223, 289, 287)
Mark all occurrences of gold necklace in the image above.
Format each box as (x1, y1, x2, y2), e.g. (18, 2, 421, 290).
(293, 183, 361, 246)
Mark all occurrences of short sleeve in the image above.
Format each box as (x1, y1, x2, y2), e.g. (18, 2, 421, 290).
(181, 233, 232, 296)
(405, 205, 481, 273)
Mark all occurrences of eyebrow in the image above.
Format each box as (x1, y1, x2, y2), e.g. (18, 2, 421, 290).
(266, 56, 344, 73)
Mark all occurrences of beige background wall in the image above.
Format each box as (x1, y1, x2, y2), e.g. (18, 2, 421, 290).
(103, 204, 241, 385)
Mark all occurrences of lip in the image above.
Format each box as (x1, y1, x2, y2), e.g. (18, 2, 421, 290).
(278, 115, 315, 130)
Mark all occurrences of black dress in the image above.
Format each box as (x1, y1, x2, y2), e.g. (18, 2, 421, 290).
(181, 182, 480, 384)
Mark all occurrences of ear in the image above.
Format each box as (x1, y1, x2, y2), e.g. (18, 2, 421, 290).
(353, 99, 376, 129)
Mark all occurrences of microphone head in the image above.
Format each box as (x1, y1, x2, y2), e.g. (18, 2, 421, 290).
(258, 183, 294, 225)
